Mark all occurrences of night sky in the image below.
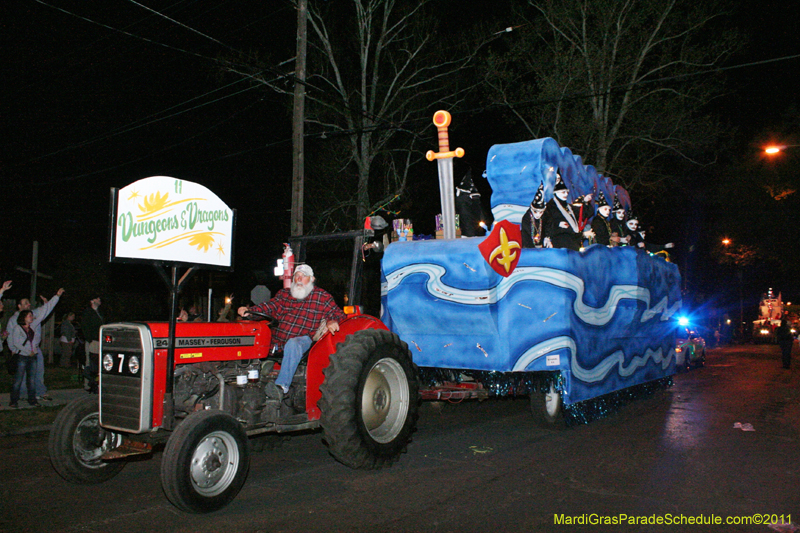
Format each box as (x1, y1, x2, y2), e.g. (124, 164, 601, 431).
(2, 0, 799, 320)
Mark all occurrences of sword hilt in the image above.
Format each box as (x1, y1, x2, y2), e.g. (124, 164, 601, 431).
(426, 110, 464, 161)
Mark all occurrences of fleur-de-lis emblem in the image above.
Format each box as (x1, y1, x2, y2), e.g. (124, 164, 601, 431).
(478, 220, 523, 277)
(489, 228, 521, 273)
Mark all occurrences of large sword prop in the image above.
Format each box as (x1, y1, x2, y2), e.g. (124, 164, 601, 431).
(426, 110, 464, 240)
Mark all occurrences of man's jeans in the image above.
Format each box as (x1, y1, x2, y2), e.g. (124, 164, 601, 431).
(276, 336, 313, 391)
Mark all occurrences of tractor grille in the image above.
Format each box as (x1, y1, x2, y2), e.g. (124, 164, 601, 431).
(99, 324, 154, 433)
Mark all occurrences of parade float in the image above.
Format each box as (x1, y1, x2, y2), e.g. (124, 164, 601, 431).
(752, 288, 784, 343)
(383, 112, 681, 411)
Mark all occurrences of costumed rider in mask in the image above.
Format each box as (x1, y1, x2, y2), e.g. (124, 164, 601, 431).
(635, 220, 675, 254)
(543, 173, 594, 251)
(626, 212, 644, 248)
(521, 183, 546, 248)
(590, 191, 614, 246)
(238, 264, 345, 402)
(610, 195, 631, 246)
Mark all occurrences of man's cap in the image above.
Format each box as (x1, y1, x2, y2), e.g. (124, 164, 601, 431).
(596, 191, 609, 208)
(294, 264, 314, 278)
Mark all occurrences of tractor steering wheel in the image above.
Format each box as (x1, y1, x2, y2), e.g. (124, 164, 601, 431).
(243, 309, 275, 322)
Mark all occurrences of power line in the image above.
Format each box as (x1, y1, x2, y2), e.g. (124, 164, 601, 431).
(31, 0, 226, 64)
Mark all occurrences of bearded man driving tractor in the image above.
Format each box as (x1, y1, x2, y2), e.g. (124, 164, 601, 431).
(238, 264, 345, 401)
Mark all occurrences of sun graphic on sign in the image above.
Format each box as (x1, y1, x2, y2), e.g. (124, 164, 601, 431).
(189, 232, 216, 253)
(138, 191, 170, 214)
(127, 188, 140, 201)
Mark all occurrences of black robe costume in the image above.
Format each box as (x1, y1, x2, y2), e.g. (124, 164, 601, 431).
(521, 209, 545, 248)
(610, 217, 629, 246)
(590, 214, 613, 246)
(543, 197, 582, 251)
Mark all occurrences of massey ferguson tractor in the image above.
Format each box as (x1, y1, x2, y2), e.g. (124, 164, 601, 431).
(49, 122, 680, 514)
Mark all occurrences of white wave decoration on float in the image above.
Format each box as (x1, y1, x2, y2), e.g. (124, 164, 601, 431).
(383, 263, 681, 326)
(511, 336, 676, 382)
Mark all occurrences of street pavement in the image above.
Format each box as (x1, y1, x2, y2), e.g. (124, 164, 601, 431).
(1, 343, 797, 532)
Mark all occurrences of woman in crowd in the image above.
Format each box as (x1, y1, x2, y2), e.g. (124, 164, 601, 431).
(8, 310, 47, 407)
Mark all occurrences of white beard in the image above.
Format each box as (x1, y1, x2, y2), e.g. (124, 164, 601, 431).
(290, 280, 314, 300)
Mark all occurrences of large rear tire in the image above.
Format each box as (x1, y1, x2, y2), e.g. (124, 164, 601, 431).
(319, 329, 418, 469)
(48, 395, 125, 484)
(160, 410, 250, 513)
(530, 381, 566, 429)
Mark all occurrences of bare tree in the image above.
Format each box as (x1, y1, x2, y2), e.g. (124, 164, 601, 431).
(225, 0, 483, 231)
(483, 0, 741, 191)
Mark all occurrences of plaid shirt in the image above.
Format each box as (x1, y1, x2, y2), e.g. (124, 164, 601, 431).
(252, 286, 345, 350)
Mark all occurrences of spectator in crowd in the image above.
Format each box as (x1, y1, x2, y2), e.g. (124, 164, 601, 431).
(777, 318, 794, 369)
(1, 280, 11, 344)
(0, 280, 11, 299)
(59, 312, 77, 368)
(82, 296, 105, 393)
(7, 288, 64, 406)
(6, 288, 64, 402)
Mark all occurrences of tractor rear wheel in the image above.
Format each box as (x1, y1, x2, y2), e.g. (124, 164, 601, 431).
(319, 329, 418, 469)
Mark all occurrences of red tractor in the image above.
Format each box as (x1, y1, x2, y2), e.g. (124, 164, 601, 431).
(48, 229, 424, 513)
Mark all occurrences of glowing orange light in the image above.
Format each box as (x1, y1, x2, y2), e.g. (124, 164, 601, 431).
(722, 238, 731, 246)
(765, 146, 781, 154)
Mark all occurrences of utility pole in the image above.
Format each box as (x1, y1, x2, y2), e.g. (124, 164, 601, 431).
(15, 241, 56, 360)
(291, 0, 308, 237)
(15, 241, 53, 302)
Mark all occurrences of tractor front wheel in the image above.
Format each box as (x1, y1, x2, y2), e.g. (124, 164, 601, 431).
(161, 410, 250, 513)
(48, 395, 125, 484)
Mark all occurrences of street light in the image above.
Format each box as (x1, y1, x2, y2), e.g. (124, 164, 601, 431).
(764, 144, 800, 155)
(722, 237, 731, 246)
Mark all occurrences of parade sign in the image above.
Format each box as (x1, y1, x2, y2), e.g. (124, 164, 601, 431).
(110, 176, 235, 269)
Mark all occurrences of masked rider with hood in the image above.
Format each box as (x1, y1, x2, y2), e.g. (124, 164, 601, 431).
(543, 173, 594, 251)
(590, 191, 614, 246)
(610, 195, 631, 246)
(521, 183, 547, 248)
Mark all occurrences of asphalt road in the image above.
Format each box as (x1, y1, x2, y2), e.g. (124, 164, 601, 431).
(1, 344, 798, 533)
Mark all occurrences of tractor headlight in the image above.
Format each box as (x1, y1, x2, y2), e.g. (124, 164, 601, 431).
(102, 354, 114, 371)
(128, 355, 140, 375)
